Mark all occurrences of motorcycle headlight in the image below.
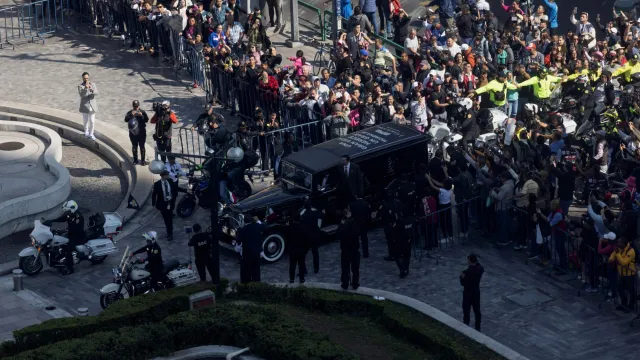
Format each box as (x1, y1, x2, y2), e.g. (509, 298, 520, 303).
(30, 236, 36, 246)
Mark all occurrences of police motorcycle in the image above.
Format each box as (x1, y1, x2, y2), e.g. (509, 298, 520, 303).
(19, 211, 122, 276)
(176, 164, 213, 218)
(99, 242, 198, 309)
(523, 85, 578, 135)
(426, 99, 466, 160)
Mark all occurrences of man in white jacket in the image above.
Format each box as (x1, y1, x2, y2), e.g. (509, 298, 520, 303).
(570, 9, 596, 49)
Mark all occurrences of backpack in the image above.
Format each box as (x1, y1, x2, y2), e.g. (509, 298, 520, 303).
(493, 82, 507, 102)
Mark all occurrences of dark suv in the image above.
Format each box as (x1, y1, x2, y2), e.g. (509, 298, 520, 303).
(220, 123, 428, 262)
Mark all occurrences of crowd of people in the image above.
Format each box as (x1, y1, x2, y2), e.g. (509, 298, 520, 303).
(87, 0, 640, 317)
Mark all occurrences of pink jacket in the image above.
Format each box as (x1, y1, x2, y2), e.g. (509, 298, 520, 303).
(288, 56, 304, 76)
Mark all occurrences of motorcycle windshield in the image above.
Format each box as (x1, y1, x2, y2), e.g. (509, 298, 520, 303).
(30, 220, 53, 243)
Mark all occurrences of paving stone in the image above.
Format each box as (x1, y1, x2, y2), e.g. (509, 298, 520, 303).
(506, 289, 554, 308)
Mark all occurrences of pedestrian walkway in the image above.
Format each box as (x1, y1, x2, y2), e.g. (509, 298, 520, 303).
(0, 273, 72, 341)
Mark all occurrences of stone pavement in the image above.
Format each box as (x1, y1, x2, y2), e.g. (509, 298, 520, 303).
(0, 28, 639, 360)
(0, 273, 72, 341)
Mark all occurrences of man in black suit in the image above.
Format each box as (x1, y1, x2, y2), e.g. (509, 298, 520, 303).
(152, 170, 175, 241)
(236, 216, 265, 283)
(339, 155, 364, 202)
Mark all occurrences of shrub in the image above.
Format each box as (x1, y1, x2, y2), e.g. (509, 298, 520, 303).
(12, 280, 228, 352)
(7, 305, 356, 360)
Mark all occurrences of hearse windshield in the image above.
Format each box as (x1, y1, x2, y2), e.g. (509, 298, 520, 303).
(281, 162, 312, 192)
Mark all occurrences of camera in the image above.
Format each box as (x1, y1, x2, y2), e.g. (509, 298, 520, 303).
(152, 102, 164, 113)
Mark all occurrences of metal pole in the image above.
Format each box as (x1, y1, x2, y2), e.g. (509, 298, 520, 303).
(332, 0, 339, 40)
(210, 157, 221, 284)
(289, 0, 299, 42)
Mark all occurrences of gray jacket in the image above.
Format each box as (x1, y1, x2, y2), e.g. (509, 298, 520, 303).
(323, 114, 349, 138)
(491, 179, 514, 211)
(78, 82, 99, 114)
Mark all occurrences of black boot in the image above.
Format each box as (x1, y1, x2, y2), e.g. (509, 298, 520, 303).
(132, 147, 139, 165)
(140, 149, 146, 166)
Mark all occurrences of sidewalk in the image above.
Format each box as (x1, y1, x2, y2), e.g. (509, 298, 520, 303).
(0, 274, 72, 342)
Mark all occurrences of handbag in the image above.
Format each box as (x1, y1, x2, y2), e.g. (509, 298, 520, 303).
(493, 82, 507, 102)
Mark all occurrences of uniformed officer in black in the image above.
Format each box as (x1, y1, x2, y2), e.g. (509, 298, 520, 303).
(188, 223, 215, 282)
(338, 206, 361, 290)
(349, 197, 371, 258)
(460, 254, 484, 332)
(395, 215, 414, 278)
(378, 190, 402, 261)
(124, 100, 149, 165)
(47, 200, 84, 275)
(300, 198, 323, 274)
(236, 216, 265, 283)
(131, 231, 164, 290)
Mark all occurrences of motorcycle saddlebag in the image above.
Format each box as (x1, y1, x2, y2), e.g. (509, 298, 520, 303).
(166, 267, 199, 287)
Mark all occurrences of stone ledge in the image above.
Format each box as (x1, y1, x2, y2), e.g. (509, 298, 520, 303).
(0, 121, 71, 239)
(274, 282, 531, 360)
(0, 101, 156, 226)
(151, 345, 262, 360)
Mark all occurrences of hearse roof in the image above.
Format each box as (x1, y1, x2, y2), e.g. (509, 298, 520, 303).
(283, 123, 425, 173)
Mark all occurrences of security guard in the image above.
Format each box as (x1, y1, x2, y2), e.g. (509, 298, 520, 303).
(378, 190, 403, 262)
(236, 216, 265, 283)
(131, 231, 164, 289)
(468, 70, 517, 108)
(187, 223, 215, 283)
(338, 206, 361, 290)
(396, 174, 417, 217)
(48, 200, 84, 275)
(460, 254, 484, 332)
(289, 217, 309, 284)
(395, 214, 414, 278)
(517, 67, 566, 107)
(349, 197, 371, 258)
(300, 198, 322, 274)
(612, 52, 640, 83)
(124, 100, 149, 165)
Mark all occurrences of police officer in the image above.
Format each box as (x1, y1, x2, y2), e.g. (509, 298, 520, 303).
(47, 200, 84, 275)
(236, 216, 265, 283)
(131, 231, 164, 290)
(338, 206, 361, 290)
(150, 101, 178, 162)
(378, 190, 402, 262)
(300, 198, 323, 274)
(395, 211, 414, 278)
(349, 197, 371, 258)
(188, 223, 215, 283)
(460, 254, 484, 332)
(124, 100, 149, 165)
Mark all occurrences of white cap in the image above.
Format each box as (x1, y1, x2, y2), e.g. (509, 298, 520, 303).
(461, 44, 470, 51)
(611, 27, 618, 34)
(161, 100, 171, 107)
(604, 232, 616, 240)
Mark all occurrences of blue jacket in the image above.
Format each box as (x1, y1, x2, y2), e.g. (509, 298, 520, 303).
(359, 0, 376, 13)
(543, 0, 558, 28)
(437, 0, 455, 18)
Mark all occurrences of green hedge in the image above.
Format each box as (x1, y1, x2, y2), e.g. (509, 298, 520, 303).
(7, 305, 355, 360)
(6, 280, 228, 355)
(233, 283, 506, 360)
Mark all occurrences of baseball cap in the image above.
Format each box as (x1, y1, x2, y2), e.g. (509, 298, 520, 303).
(360, 49, 369, 56)
(132, 100, 140, 107)
(498, 69, 509, 77)
(461, 44, 470, 51)
(526, 43, 536, 51)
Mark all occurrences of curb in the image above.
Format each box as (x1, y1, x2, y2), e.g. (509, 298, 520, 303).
(0, 121, 72, 239)
(0, 101, 156, 225)
(274, 282, 531, 360)
(1, 275, 72, 319)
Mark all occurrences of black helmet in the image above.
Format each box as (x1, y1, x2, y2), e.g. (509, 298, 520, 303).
(127, 118, 139, 136)
(589, 62, 600, 71)
(627, 52, 638, 61)
(538, 67, 548, 77)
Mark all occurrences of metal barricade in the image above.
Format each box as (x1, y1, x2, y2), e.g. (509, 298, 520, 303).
(0, 0, 63, 48)
(177, 128, 206, 166)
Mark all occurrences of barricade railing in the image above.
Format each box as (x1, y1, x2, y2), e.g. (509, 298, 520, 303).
(177, 128, 207, 165)
(299, 1, 325, 41)
(0, 0, 63, 48)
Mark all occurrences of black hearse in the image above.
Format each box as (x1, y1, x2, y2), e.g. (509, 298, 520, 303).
(220, 123, 428, 262)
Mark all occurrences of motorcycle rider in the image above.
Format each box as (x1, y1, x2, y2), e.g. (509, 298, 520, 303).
(47, 200, 84, 275)
(579, 70, 615, 126)
(612, 52, 640, 83)
(124, 100, 149, 165)
(130, 231, 164, 290)
(517, 67, 567, 110)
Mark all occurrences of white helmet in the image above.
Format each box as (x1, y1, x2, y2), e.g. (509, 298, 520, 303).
(142, 231, 158, 243)
(61, 200, 78, 214)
